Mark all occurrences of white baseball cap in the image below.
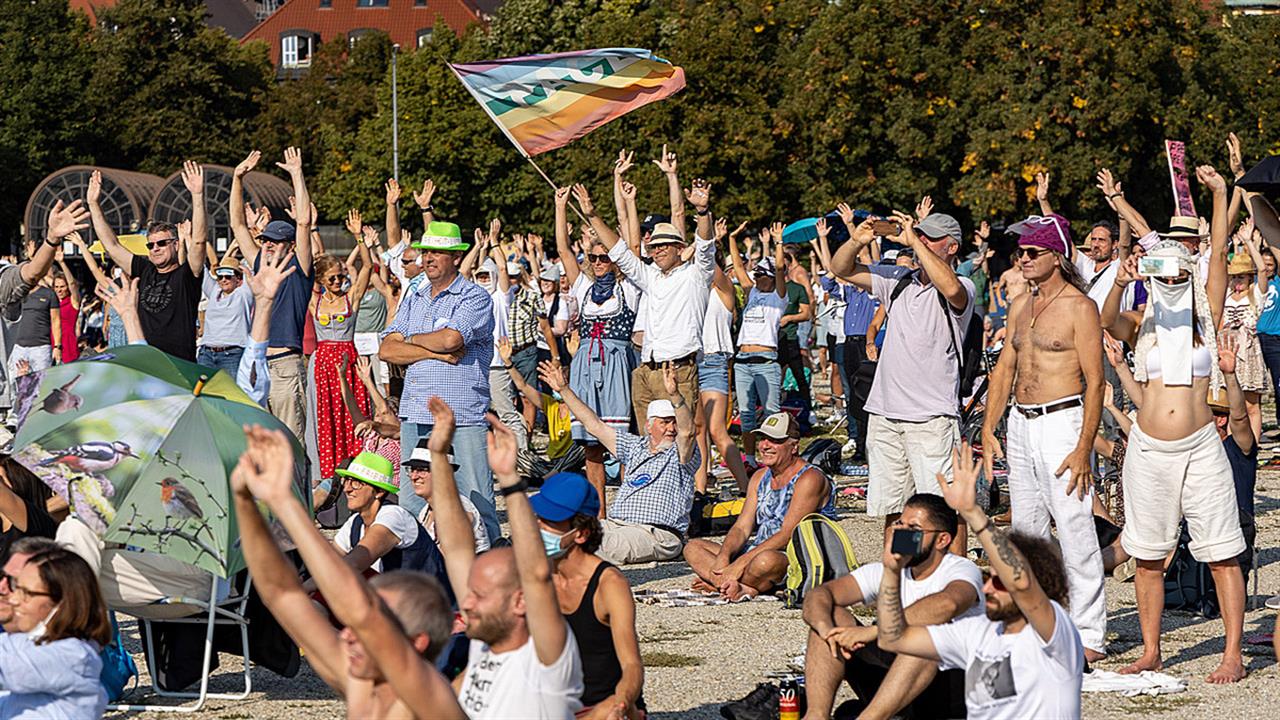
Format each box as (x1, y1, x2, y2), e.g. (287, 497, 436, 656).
(646, 399, 676, 419)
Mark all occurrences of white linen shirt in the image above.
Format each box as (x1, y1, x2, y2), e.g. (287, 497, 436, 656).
(609, 237, 715, 362)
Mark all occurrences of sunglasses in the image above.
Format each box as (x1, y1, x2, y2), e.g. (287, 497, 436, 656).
(145, 238, 174, 250)
(982, 570, 1007, 592)
(1015, 246, 1050, 260)
(326, 274, 349, 284)
(588, 254, 611, 263)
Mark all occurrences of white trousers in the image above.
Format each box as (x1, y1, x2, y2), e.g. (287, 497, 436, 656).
(1006, 401, 1107, 653)
(866, 414, 957, 516)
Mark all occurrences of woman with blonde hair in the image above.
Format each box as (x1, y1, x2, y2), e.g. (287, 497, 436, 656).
(1222, 228, 1269, 440)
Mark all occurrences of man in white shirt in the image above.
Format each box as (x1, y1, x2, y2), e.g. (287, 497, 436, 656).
(876, 446, 1084, 720)
(1074, 220, 1119, 311)
(801, 494, 981, 719)
(573, 173, 715, 429)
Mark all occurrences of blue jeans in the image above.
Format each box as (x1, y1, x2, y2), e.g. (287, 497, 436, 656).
(1260, 333, 1280, 428)
(734, 351, 781, 432)
(197, 346, 245, 376)
(400, 422, 498, 542)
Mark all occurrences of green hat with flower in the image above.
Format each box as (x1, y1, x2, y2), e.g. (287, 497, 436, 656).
(334, 451, 398, 493)
(413, 221, 469, 252)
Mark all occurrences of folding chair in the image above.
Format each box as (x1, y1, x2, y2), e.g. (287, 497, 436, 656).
(109, 572, 254, 713)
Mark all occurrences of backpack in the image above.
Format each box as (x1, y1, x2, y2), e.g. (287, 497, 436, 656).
(800, 438, 841, 477)
(887, 272, 985, 403)
(99, 612, 138, 702)
(1163, 523, 1219, 619)
(783, 514, 858, 609)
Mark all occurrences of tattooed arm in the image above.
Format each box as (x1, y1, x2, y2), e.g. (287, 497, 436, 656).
(875, 561, 942, 660)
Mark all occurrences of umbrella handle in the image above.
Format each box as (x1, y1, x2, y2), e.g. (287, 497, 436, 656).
(193, 375, 208, 397)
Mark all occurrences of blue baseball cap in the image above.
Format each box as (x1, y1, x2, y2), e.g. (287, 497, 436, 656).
(259, 220, 296, 243)
(529, 472, 599, 522)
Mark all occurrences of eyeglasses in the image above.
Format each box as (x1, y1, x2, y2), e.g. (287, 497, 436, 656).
(1015, 246, 1050, 260)
(588, 254, 611, 263)
(3, 574, 52, 602)
(145, 239, 174, 250)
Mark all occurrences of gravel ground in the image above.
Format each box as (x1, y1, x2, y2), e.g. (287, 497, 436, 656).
(106, 411, 1280, 718)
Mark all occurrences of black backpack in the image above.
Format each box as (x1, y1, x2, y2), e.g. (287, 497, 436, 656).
(887, 272, 985, 403)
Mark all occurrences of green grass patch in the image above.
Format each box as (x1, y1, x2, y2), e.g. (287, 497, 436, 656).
(642, 651, 702, 668)
(1119, 694, 1198, 715)
(642, 627, 706, 643)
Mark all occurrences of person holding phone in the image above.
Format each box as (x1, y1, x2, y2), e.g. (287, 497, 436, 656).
(979, 213, 1108, 663)
(800, 493, 981, 720)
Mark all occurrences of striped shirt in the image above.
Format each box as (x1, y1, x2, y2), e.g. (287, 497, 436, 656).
(382, 273, 493, 425)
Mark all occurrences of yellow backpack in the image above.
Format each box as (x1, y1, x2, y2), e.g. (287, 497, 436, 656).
(784, 514, 858, 609)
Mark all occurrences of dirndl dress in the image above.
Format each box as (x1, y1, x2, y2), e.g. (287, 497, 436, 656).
(569, 277, 638, 442)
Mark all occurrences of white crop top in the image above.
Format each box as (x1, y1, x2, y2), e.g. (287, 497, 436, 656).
(1145, 344, 1213, 379)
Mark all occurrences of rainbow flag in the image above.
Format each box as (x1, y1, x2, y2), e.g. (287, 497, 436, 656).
(450, 48, 686, 157)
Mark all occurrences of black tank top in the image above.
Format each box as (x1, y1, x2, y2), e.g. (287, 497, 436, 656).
(564, 561, 644, 708)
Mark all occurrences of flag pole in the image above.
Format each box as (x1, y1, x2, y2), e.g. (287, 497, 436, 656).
(448, 62, 592, 226)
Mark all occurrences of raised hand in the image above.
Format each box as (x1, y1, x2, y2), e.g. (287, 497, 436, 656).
(1195, 164, 1227, 194)
(251, 205, 272, 236)
(345, 208, 363, 237)
(572, 184, 595, 216)
(1035, 171, 1050, 202)
(652, 143, 677, 175)
(486, 412, 519, 480)
(976, 220, 991, 242)
(413, 179, 436, 209)
(234, 150, 261, 179)
(815, 217, 830, 240)
(361, 226, 379, 248)
(537, 359, 566, 392)
(769, 222, 784, 244)
(355, 355, 374, 381)
(1218, 331, 1239, 374)
(1096, 168, 1119, 198)
(619, 181, 637, 202)
(836, 202, 856, 226)
(95, 275, 139, 317)
(938, 443, 979, 516)
(46, 199, 90, 240)
(385, 178, 401, 206)
(851, 217, 876, 246)
(86, 170, 102, 206)
(614, 149, 634, 177)
(890, 210, 918, 247)
(489, 218, 502, 245)
(1115, 253, 1139, 286)
(245, 249, 297, 300)
(714, 217, 729, 242)
(685, 178, 711, 212)
(276, 146, 303, 175)
(554, 186, 571, 208)
(1227, 132, 1245, 179)
(177, 219, 193, 247)
(428, 397, 457, 452)
(915, 195, 933, 222)
(181, 161, 204, 195)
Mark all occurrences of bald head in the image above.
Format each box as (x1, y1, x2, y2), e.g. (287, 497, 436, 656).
(472, 547, 518, 592)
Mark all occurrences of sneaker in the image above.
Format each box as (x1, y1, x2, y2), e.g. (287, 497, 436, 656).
(1266, 594, 1280, 611)
(841, 439, 859, 455)
(720, 682, 778, 720)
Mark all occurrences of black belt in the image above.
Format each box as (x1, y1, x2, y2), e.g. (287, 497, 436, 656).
(266, 349, 302, 361)
(651, 524, 683, 539)
(509, 342, 536, 354)
(643, 353, 697, 370)
(735, 354, 774, 364)
(1015, 397, 1083, 419)
(203, 345, 242, 353)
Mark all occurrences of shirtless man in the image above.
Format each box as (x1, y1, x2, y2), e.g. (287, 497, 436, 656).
(996, 256, 1030, 312)
(981, 213, 1108, 663)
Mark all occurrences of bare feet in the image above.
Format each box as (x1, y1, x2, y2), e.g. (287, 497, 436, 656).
(1084, 648, 1107, 664)
(690, 579, 717, 594)
(1207, 656, 1246, 684)
(1117, 652, 1162, 675)
(719, 579, 759, 602)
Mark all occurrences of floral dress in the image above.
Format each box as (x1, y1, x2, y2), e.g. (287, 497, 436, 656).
(1223, 286, 1269, 393)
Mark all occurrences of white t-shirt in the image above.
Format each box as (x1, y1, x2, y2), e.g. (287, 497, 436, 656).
(736, 287, 787, 348)
(851, 555, 984, 620)
(333, 504, 420, 573)
(417, 496, 491, 552)
(488, 287, 510, 368)
(536, 293, 571, 351)
(457, 633, 584, 719)
(927, 601, 1083, 720)
(1082, 260, 1118, 313)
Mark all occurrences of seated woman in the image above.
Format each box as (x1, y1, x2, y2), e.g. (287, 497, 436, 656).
(529, 472, 645, 719)
(0, 546, 112, 718)
(683, 412, 837, 600)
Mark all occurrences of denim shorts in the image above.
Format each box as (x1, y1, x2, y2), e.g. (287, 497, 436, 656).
(697, 351, 731, 395)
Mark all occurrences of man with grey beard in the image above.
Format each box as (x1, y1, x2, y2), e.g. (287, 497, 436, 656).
(539, 360, 698, 565)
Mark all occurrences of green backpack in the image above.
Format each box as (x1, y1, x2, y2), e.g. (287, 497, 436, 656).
(783, 514, 858, 609)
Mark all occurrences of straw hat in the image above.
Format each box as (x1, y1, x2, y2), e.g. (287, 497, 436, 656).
(1227, 252, 1255, 276)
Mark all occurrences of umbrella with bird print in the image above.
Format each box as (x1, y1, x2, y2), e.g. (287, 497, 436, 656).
(9, 345, 308, 578)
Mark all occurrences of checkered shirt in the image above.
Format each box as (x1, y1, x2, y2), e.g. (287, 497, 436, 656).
(609, 431, 700, 534)
(382, 273, 494, 425)
(506, 285, 545, 349)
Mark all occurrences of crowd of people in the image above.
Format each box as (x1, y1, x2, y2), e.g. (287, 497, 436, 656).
(0, 134, 1278, 720)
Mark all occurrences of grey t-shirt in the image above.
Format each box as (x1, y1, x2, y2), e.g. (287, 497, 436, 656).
(864, 270, 975, 421)
(8, 286, 58, 348)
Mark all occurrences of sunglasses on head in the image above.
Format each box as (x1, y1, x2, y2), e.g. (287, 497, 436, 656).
(1016, 246, 1051, 260)
(145, 238, 174, 250)
(588, 253, 611, 263)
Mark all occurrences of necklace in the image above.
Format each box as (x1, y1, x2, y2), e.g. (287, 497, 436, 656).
(1029, 283, 1067, 329)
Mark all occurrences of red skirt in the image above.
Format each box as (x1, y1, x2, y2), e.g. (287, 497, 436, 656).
(312, 340, 370, 479)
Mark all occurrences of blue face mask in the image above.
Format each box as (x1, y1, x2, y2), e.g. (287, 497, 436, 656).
(540, 527, 573, 559)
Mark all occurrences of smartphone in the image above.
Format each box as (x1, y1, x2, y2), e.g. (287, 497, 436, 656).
(890, 528, 925, 557)
(872, 219, 901, 237)
(1138, 256, 1179, 277)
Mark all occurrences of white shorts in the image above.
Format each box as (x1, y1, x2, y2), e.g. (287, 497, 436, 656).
(866, 414, 957, 516)
(1120, 421, 1245, 563)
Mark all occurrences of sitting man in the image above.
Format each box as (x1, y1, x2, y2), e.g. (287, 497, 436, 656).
(233, 425, 463, 720)
(876, 445, 1084, 719)
(540, 360, 698, 565)
(684, 412, 837, 600)
(801, 494, 981, 720)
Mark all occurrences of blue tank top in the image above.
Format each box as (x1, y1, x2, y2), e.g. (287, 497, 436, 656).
(1255, 277, 1280, 335)
(255, 254, 313, 350)
(749, 462, 837, 549)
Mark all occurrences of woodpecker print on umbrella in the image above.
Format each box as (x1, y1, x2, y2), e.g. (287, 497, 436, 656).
(9, 345, 307, 577)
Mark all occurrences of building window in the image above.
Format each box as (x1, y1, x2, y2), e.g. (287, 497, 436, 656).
(356, 0, 389, 7)
(414, 0, 427, 6)
(281, 33, 314, 68)
(416, 28, 434, 47)
(319, 0, 331, 7)
(348, 28, 375, 48)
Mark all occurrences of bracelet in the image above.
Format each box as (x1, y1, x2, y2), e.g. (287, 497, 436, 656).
(498, 478, 529, 497)
(972, 519, 991, 535)
(1107, 192, 1123, 200)
(45, 236, 61, 247)
(696, 208, 710, 217)
(421, 204, 434, 212)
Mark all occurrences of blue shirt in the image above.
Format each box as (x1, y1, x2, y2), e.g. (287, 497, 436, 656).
(254, 254, 313, 351)
(610, 431, 700, 534)
(822, 278, 880, 337)
(383, 273, 494, 425)
(0, 633, 107, 719)
(1257, 277, 1280, 335)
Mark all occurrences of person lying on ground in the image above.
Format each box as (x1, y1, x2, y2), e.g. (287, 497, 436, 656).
(684, 412, 837, 600)
(876, 444, 1084, 720)
(800, 494, 981, 720)
(539, 360, 698, 565)
(233, 424, 463, 720)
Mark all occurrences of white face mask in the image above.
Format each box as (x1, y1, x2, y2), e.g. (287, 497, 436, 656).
(477, 277, 496, 292)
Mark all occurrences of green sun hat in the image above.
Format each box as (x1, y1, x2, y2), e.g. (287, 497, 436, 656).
(334, 451, 398, 493)
(413, 221, 469, 252)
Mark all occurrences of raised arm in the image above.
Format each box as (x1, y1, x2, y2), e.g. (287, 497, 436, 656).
(1035, 171, 1053, 216)
(1198, 165, 1230, 327)
(686, 178, 713, 243)
(612, 149, 634, 246)
(896, 210, 966, 311)
(540, 360, 615, 453)
(277, 148, 313, 276)
(384, 178, 402, 261)
(653, 144, 684, 240)
(67, 233, 109, 289)
(1217, 333, 1256, 453)
(554, 187, 582, 285)
(489, 416, 569, 665)
(238, 251, 293, 404)
(424, 397, 475, 603)
(1100, 255, 1140, 345)
(182, 161, 207, 276)
(726, 222, 754, 289)
(54, 249, 80, 310)
(84, 171, 134, 272)
(230, 151, 262, 263)
(412, 179, 436, 228)
(96, 276, 145, 344)
(828, 204, 876, 291)
(1096, 169, 1152, 238)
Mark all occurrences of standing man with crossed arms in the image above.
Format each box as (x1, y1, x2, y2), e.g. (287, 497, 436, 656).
(980, 214, 1108, 662)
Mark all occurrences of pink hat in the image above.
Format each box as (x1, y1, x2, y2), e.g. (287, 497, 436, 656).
(1008, 214, 1071, 256)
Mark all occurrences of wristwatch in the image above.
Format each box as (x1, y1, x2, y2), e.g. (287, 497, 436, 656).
(498, 478, 529, 496)
(45, 236, 62, 247)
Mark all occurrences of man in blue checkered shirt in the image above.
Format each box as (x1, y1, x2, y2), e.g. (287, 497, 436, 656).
(539, 360, 698, 565)
(380, 221, 497, 539)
